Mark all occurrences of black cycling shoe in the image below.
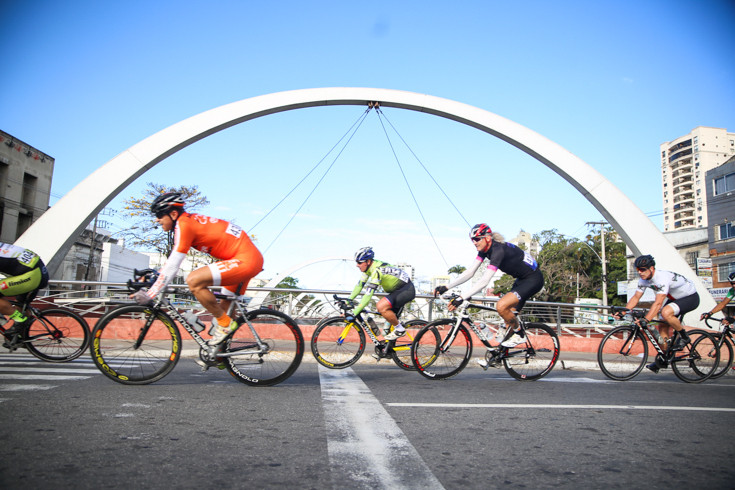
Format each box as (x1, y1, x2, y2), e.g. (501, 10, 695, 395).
(646, 362, 660, 373)
(672, 336, 689, 351)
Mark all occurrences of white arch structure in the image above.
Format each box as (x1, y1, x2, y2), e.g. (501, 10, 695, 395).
(16, 87, 715, 316)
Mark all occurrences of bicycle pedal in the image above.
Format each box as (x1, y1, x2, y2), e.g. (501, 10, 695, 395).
(195, 359, 211, 371)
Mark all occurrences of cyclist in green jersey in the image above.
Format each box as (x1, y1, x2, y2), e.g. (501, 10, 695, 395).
(346, 247, 415, 341)
(701, 271, 735, 326)
(0, 243, 49, 345)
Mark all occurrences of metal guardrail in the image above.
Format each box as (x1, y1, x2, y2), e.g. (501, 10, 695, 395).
(37, 280, 619, 336)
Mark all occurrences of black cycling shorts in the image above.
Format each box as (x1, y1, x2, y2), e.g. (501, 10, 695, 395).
(510, 269, 544, 311)
(384, 282, 416, 316)
(664, 292, 700, 320)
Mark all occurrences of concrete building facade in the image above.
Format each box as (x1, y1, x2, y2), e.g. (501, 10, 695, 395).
(661, 126, 735, 232)
(0, 129, 53, 243)
(705, 157, 735, 289)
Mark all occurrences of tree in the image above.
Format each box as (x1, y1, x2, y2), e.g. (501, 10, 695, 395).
(447, 265, 466, 275)
(119, 183, 209, 256)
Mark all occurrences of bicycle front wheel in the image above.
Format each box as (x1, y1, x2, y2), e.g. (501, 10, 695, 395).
(671, 330, 719, 383)
(597, 325, 648, 381)
(503, 323, 560, 381)
(391, 319, 428, 371)
(224, 309, 304, 386)
(709, 333, 733, 379)
(25, 308, 91, 362)
(311, 317, 366, 369)
(90, 305, 181, 385)
(411, 319, 472, 380)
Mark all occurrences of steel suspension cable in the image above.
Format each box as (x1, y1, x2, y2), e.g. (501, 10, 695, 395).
(377, 110, 470, 227)
(260, 107, 373, 255)
(375, 108, 450, 268)
(249, 107, 372, 234)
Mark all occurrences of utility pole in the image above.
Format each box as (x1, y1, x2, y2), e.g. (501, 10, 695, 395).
(586, 221, 608, 306)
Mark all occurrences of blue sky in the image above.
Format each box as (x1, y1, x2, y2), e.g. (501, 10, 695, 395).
(2, 0, 734, 290)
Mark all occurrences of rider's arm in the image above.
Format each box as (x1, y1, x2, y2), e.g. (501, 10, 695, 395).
(145, 251, 186, 299)
(646, 293, 667, 322)
(624, 290, 643, 311)
(446, 256, 483, 290)
(458, 264, 498, 301)
(348, 280, 364, 301)
(709, 294, 733, 315)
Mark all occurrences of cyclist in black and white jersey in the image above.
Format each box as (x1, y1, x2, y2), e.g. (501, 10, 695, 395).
(615, 254, 700, 372)
(434, 224, 544, 356)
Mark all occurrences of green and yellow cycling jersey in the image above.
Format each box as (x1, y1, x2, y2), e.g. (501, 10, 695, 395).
(348, 259, 411, 315)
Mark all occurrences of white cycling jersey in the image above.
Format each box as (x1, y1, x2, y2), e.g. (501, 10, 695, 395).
(636, 269, 697, 300)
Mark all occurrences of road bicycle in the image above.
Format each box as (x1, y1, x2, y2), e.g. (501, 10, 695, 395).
(597, 307, 719, 383)
(410, 295, 560, 381)
(0, 291, 90, 362)
(90, 270, 304, 386)
(703, 315, 734, 379)
(310, 294, 430, 370)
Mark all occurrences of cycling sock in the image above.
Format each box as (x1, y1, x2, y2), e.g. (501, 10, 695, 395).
(216, 314, 233, 328)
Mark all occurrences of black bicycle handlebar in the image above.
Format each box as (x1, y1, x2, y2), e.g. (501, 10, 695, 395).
(127, 269, 160, 292)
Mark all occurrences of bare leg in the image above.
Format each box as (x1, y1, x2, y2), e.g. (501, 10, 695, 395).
(377, 298, 399, 326)
(186, 268, 225, 319)
(496, 293, 520, 334)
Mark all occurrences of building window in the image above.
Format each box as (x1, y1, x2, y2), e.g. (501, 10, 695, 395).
(714, 172, 735, 195)
(718, 262, 735, 282)
(719, 223, 735, 240)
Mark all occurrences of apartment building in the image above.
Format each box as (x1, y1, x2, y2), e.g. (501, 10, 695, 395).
(661, 126, 735, 232)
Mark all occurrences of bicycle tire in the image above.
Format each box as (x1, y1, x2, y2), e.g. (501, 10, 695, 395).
(311, 317, 366, 369)
(503, 322, 560, 381)
(411, 318, 472, 380)
(390, 319, 429, 371)
(90, 305, 181, 385)
(24, 308, 91, 362)
(597, 325, 648, 381)
(709, 333, 733, 379)
(670, 330, 719, 383)
(224, 309, 304, 386)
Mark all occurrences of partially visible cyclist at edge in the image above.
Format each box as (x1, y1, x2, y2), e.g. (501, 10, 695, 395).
(434, 224, 544, 364)
(615, 254, 700, 372)
(700, 271, 735, 327)
(132, 192, 264, 346)
(0, 243, 49, 346)
(346, 247, 415, 341)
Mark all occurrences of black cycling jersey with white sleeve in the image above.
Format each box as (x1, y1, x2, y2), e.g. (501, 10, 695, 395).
(478, 241, 538, 278)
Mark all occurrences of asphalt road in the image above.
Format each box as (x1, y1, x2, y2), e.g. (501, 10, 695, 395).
(1, 352, 733, 489)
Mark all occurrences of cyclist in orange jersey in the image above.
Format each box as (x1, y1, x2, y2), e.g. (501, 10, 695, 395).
(132, 192, 263, 345)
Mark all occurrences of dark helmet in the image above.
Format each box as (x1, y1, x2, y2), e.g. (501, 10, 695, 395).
(150, 192, 185, 216)
(469, 223, 492, 240)
(634, 254, 655, 269)
(354, 247, 374, 263)
(729, 271, 735, 283)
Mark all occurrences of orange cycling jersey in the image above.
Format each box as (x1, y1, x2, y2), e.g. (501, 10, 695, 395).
(147, 213, 263, 298)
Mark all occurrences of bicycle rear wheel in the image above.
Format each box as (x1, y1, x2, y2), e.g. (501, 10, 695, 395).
(25, 308, 90, 362)
(311, 317, 366, 369)
(503, 323, 560, 381)
(225, 309, 304, 386)
(391, 319, 428, 371)
(411, 319, 472, 380)
(671, 330, 719, 383)
(597, 325, 648, 381)
(709, 333, 733, 379)
(91, 305, 181, 385)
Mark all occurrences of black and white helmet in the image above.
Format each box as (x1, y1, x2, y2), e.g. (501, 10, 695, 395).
(150, 192, 185, 217)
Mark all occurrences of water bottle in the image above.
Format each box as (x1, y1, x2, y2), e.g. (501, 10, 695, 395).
(646, 324, 663, 344)
(477, 322, 490, 339)
(183, 312, 205, 333)
(366, 317, 380, 336)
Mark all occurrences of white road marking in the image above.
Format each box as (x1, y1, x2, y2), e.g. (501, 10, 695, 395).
(318, 365, 444, 490)
(0, 384, 57, 391)
(0, 367, 97, 374)
(0, 374, 91, 380)
(387, 403, 735, 412)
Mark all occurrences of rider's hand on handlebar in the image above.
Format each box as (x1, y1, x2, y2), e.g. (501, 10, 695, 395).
(613, 309, 628, 320)
(700, 311, 712, 321)
(344, 312, 356, 323)
(448, 297, 464, 311)
(434, 285, 448, 297)
(132, 290, 154, 306)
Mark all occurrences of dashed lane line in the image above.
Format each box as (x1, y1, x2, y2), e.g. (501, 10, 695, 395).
(318, 365, 445, 490)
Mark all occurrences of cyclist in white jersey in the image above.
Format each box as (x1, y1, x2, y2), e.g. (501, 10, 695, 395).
(616, 255, 699, 371)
